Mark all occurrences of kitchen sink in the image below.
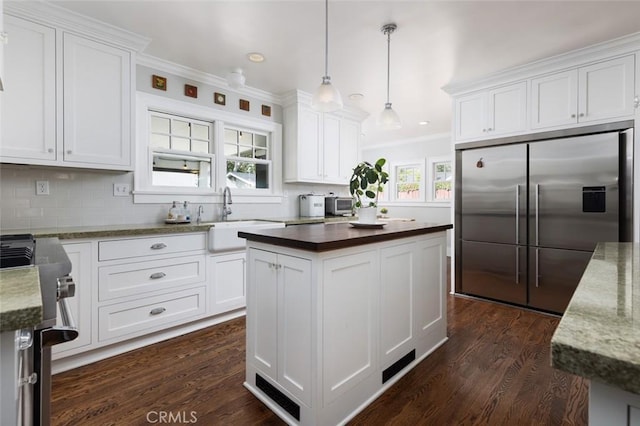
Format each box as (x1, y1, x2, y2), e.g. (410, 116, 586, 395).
(207, 220, 285, 252)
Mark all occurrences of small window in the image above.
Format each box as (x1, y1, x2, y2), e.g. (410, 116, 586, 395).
(389, 161, 425, 203)
(149, 111, 215, 189)
(428, 157, 452, 203)
(224, 128, 271, 190)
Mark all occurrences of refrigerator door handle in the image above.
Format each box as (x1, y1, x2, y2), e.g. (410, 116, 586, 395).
(535, 184, 540, 246)
(515, 246, 519, 284)
(535, 248, 540, 288)
(515, 185, 520, 244)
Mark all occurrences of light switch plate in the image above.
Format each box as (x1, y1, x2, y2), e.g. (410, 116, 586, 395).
(113, 183, 130, 197)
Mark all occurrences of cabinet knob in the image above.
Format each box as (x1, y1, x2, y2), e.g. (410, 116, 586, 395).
(48, 148, 54, 153)
(66, 150, 72, 154)
(149, 307, 166, 316)
(482, 129, 487, 133)
(149, 272, 166, 280)
(579, 113, 585, 117)
(487, 128, 493, 132)
(150, 243, 167, 250)
(571, 114, 576, 118)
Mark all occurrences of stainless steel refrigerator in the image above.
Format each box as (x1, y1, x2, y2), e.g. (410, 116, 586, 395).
(455, 126, 633, 313)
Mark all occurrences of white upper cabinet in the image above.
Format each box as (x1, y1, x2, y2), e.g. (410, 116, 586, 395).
(1, 3, 147, 170)
(531, 55, 635, 130)
(62, 33, 131, 167)
(283, 90, 366, 185)
(454, 81, 527, 142)
(1, 16, 57, 161)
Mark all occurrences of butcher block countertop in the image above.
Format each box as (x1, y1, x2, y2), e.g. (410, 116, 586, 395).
(0, 267, 42, 332)
(551, 242, 640, 395)
(238, 221, 452, 252)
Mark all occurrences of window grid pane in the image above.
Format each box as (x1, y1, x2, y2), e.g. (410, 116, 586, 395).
(433, 161, 452, 201)
(224, 128, 271, 190)
(149, 112, 213, 155)
(396, 165, 422, 200)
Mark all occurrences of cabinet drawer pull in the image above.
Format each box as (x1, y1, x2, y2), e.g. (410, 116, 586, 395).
(150, 307, 166, 316)
(149, 272, 166, 280)
(150, 243, 167, 250)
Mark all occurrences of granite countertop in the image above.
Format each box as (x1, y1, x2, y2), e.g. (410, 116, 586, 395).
(0, 267, 43, 332)
(238, 221, 452, 252)
(551, 242, 640, 395)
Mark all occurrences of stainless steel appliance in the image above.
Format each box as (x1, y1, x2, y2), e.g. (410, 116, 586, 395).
(0, 234, 78, 426)
(299, 194, 325, 217)
(455, 124, 633, 314)
(325, 196, 353, 216)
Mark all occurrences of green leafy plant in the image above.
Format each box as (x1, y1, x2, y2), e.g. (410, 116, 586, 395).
(349, 158, 389, 208)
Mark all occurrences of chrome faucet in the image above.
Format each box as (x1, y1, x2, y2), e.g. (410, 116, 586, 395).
(196, 205, 204, 224)
(222, 186, 232, 221)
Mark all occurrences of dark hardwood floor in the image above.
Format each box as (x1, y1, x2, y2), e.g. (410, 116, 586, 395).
(52, 295, 588, 425)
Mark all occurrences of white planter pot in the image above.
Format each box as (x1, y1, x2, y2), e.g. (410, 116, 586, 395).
(357, 207, 378, 224)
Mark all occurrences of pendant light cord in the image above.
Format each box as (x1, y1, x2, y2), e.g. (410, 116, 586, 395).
(324, 0, 329, 77)
(386, 28, 391, 104)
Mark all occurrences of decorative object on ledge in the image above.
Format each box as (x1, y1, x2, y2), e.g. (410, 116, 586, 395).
(239, 99, 250, 111)
(152, 75, 167, 91)
(184, 84, 198, 98)
(261, 105, 271, 117)
(214, 92, 226, 105)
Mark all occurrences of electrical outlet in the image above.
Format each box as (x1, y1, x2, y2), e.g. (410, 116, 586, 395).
(36, 181, 49, 196)
(113, 183, 130, 197)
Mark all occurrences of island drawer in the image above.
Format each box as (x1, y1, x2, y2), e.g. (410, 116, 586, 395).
(98, 287, 206, 341)
(98, 255, 205, 301)
(98, 233, 206, 261)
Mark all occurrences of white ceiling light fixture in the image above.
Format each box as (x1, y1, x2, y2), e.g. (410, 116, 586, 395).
(227, 68, 246, 89)
(378, 23, 401, 130)
(311, 0, 343, 112)
(247, 52, 265, 63)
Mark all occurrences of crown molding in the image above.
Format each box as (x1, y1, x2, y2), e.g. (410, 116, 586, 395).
(137, 53, 281, 105)
(280, 89, 369, 122)
(4, 0, 150, 51)
(442, 30, 640, 95)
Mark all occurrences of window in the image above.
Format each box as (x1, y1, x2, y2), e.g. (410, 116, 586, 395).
(224, 128, 271, 190)
(388, 160, 426, 203)
(149, 111, 215, 189)
(428, 157, 452, 203)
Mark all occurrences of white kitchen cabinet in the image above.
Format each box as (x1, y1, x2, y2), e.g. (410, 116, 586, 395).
(53, 242, 93, 356)
(283, 90, 365, 185)
(454, 82, 527, 142)
(209, 251, 246, 315)
(531, 55, 635, 129)
(1, 16, 56, 161)
(589, 380, 640, 426)
(247, 248, 313, 406)
(1, 8, 142, 171)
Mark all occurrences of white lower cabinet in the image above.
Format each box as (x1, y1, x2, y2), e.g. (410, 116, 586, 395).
(245, 232, 448, 425)
(209, 251, 246, 315)
(247, 249, 312, 406)
(590, 380, 640, 426)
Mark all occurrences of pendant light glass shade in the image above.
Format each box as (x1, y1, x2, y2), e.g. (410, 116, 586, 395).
(378, 23, 400, 129)
(379, 102, 401, 129)
(312, 0, 343, 112)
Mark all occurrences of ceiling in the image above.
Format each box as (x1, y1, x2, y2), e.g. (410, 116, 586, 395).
(50, 0, 640, 146)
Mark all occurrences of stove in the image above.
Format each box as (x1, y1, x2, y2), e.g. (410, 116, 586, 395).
(0, 234, 77, 426)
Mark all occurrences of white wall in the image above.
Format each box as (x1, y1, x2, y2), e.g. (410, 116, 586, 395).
(360, 132, 454, 254)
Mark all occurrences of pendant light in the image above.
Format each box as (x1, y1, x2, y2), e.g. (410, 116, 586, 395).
(311, 0, 343, 112)
(379, 23, 401, 129)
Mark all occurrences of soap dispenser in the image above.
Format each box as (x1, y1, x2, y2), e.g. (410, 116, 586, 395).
(183, 201, 191, 223)
(167, 201, 180, 221)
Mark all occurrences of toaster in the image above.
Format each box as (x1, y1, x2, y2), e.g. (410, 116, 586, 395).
(299, 194, 325, 217)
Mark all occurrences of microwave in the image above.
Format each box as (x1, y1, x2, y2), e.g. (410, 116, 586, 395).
(325, 197, 353, 216)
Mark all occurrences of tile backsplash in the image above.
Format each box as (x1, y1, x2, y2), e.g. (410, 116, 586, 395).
(0, 164, 349, 231)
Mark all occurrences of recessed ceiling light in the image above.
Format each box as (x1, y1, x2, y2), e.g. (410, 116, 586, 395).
(419, 120, 430, 126)
(247, 52, 265, 63)
(348, 93, 364, 101)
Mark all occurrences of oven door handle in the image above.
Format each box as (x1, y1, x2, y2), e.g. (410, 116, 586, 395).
(41, 298, 78, 347)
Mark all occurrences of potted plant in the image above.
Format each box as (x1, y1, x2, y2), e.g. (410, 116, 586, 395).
(349, 158, 389, 224)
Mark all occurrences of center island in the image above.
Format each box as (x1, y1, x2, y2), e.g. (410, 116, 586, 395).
(238, 221, 453, 425)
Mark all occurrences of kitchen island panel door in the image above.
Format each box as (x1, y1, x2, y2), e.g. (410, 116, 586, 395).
(529, 133, 619, 251)
(461, 144, 527, 245)
(528, 247, 592, 314)
(322, 251, 378, 405)
(461, 241, 526, 305)
(247, 249, 278, 380)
